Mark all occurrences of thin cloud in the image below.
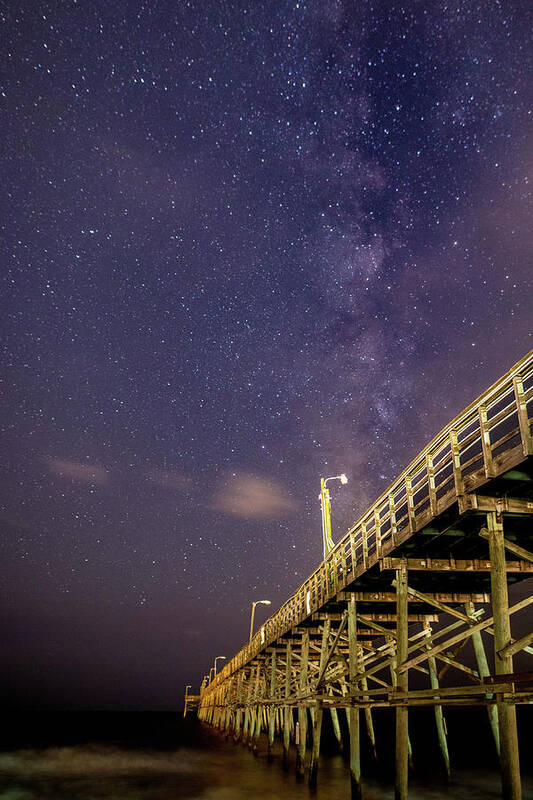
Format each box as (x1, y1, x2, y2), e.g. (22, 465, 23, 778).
(47, 458, 108, 485)
(212, 472, 297, 520)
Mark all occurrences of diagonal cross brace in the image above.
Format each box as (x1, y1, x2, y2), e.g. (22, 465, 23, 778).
(315, 611, 348, 690)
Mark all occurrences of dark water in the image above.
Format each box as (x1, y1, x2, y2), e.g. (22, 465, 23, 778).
(0, 711, 531, 799)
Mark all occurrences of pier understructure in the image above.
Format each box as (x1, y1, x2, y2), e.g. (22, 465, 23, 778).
(197, 351, 533, 800)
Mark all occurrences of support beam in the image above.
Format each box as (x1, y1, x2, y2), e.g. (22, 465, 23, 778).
(348, 594, 362, 800)
(330, 707, 344, 753)
(283, 642, 292, 768)
(465, 601, 500, 757)
(395, 560, 409, 800)
(309, 620, 330, 790)
(424, 620, 450, 780)
(268, 651, 276, 762)
(479, 528, 533, 564)
(487, 511, 522, 800)
(359, 643, 378, 763)
(296, 632, 309, 779)
(382, 556, 533, 574)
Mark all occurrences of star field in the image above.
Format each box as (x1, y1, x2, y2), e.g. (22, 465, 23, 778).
(1, 0, 532, 709)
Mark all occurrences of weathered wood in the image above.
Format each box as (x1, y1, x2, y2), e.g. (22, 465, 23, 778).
(395, 561, 409, 800)
(459, 494, 533, 515)
(315, 611, 348, 688)
(498, 629, 533, 659)
(336, 590, 490, 603)
(283, 642, 292, 768)
(268, 651, 276, 762)
(383, 556, 533, 573)
(465, 601, 500, 757)
(449, 429, 464, 495)
(513, 375, 533, 456)
(348, 594, 362, 800)
(309, 620, 330, 790)
(426, 451, 438, 516)
(296, 631, 309, 778)
(479, 528, 533, 564)
(330, 707, 343, 753)
(424, 621, 450, 780)
(359, 642, 378, 763)
(487, 512, 522, 800)
(479, 405, 496, 477)
(397, 594, 533, 674)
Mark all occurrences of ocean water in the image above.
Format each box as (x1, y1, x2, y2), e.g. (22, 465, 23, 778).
(0, 711, 531, 799)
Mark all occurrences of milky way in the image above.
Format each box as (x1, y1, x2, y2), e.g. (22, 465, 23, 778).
(2, 1, 532, 708)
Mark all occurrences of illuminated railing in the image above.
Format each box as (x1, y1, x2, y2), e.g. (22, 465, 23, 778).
(207, 350, 533, 691)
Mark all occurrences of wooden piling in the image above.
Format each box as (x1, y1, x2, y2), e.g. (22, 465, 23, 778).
(487, 512, 522, 800)
(296, 631, 309, 779)
(395, 561, 409, 800)
(423, 620, 450, 780)
(465, 601, 500, 757)
(283, 642, 292, 768)
(348, 594, 362, 800)
(268, 651, 277, 762)
(309, 620, 330, 790)
(330, 707, 343, 753)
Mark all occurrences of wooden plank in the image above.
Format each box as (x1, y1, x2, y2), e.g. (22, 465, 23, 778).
(336, 590, 490, 603)
(382, 557, 533, 573)
(459, 494, 533, 515)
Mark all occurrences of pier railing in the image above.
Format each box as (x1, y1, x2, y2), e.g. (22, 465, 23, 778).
(210, 349, 533, 689)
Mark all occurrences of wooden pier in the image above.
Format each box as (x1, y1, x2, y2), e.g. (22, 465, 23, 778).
(196, 350, 533, 799)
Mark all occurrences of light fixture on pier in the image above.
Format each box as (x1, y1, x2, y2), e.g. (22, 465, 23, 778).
(213, 655, 226, 675)
(249, 599, 271, 643)
(319, 474, 348, 560)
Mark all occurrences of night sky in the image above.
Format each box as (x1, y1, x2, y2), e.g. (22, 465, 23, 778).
(2, 1, 532, 710)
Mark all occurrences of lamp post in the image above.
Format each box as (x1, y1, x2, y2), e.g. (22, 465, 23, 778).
(249, 599, 271, 643)
(319, 474, 348, 560)
(209, 667, 215, 683)
(183, 684, 192, 718)
(213, 655, 226, 676)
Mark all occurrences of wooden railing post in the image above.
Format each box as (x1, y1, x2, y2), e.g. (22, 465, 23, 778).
(405, 476, 415, 533)
(389, 493, 398, 547)
(361, 520, 369, 569)
(449, 429, 464, 496)
(513, 376, 533, 456)
(479, 405, 496, 477)
(426, 451, 438, 517)
(374, 508, 382, 558)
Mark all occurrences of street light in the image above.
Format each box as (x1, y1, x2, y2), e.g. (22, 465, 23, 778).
(213, 655, 226, 675)
(209, 666, 215, 682)
(249, 599, 271, 643)
(320, 474, 348, 560)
